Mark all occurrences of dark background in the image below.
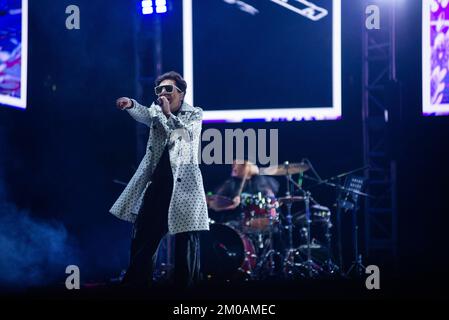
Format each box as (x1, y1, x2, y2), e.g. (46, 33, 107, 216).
(0, 0, 448, 298)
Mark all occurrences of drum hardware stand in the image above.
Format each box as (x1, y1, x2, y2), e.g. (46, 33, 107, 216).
(322, 219, 340, 275)
(344, 225, 365, 278)
(300, 188, 314, 277)
(303, 165, 371, 277)
(284, 162, 294, 251)
(301, 158, 336, 274)
(279, 162, 298, 277)
(297, 159, 368, 276)
(254, 219, 281, 279)
(285, 175, 323, 278)
(300, 159, 330, 275)
(312, 174, 369, 277)
(297, 188, 323, 277)
(335, 179, 345, 272)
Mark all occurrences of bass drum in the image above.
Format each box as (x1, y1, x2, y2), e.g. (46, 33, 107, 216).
(201, 223, 256, 281)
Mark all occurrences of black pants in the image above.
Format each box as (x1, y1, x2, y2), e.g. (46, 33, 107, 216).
(122, 175, 201, 288)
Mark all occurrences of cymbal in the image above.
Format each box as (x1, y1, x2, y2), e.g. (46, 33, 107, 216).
(278, 195, 304, 205)
(311, 204, 330, 212)
(244, 162, 260, 177)
(259, 162, 309, 176)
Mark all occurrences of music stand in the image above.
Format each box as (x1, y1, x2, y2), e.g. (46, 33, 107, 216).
(340, 175, 366, 277)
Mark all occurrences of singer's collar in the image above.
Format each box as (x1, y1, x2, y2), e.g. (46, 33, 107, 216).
(178, 101, 195, 113)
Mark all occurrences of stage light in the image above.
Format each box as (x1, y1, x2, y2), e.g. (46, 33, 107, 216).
(141, 0, 167, 15)
(156, 0, 167, 13)
(156, 5, 167, 13)
(142, 7, 153, 15)
(141, 0, 153, 15)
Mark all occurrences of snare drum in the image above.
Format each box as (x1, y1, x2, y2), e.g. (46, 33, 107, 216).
(241, 193, 279, 233)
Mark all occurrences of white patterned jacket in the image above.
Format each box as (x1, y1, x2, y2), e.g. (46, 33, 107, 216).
(110, 99, 210, 234)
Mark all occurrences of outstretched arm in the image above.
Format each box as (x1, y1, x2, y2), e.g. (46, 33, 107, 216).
(116, 97, 157, 127)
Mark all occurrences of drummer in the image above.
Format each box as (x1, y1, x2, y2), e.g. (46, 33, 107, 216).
(207, 160, 279, 222)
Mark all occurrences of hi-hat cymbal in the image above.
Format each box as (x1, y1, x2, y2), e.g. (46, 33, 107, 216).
(278, 195, 305, 205)
(259, 162, 310, 176)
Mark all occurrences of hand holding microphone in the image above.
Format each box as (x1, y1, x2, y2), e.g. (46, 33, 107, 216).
(155, 96, 172, 117)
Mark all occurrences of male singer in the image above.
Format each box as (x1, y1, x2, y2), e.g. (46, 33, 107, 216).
(110, 71, 209, 288)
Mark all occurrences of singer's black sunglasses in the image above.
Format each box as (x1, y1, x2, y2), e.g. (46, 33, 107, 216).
(154, 84, 183, 95)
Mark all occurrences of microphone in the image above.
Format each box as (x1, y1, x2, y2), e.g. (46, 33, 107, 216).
(154, 97, 163, 106)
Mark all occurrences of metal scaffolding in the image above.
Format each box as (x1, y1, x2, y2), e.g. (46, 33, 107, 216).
(362, 0, 399, 259)
(133, 12, 163, 160)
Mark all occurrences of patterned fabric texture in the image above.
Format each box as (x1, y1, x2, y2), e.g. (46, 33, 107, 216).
(110, 99, 210, 235)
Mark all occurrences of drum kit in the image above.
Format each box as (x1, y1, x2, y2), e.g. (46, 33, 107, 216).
(203, 160, 348, 282)
(152, 160, 370, 283)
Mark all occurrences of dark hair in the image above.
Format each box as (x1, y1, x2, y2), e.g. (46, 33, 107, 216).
(155, 71, 187, 93)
